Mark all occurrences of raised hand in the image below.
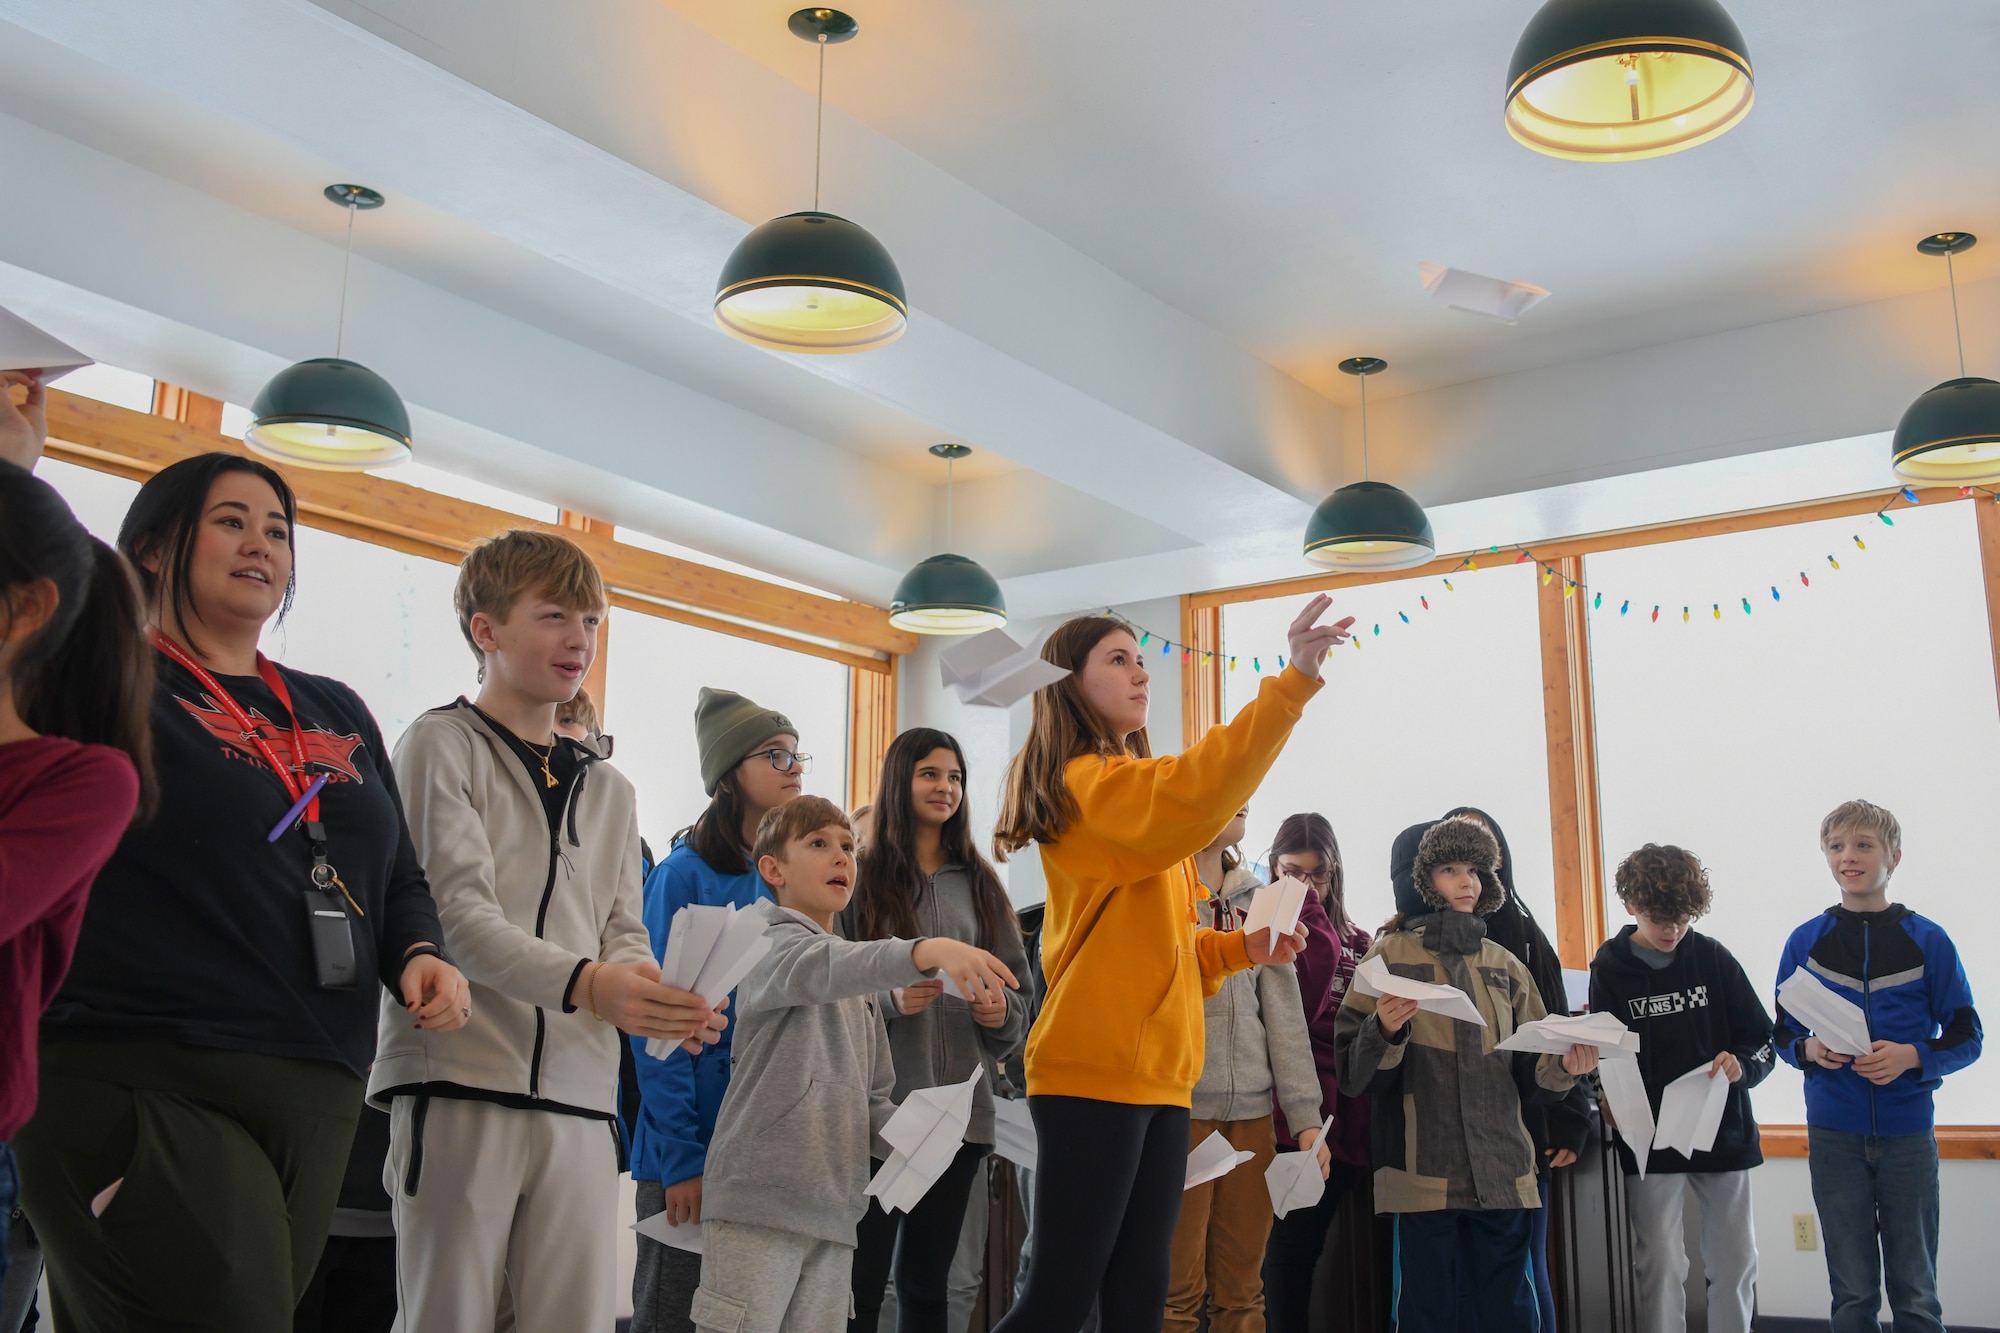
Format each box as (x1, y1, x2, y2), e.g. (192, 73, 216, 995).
(1285, 594, 1357, 680)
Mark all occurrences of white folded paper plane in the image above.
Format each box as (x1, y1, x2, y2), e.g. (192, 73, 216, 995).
(0, 305, 92, 380)
(643, 902, 773, 1059)
(1185, 1130, 1257, 1190)
(1598, 1056, 1658, 1179)
(1243, 876, 1310, 951)
(1496, 1011, 1641, 1058)
(1777, 967, 1873, 1059)
(991, 1096, 1038, 1173)
(1652, 1062, 1731, 1160)
(1351, 955, 1487, 1027)
(868, 1067, 987, 1213)
(631, 1210, 703, 1254)
(939, 627, 1071, 708)
(1264, 1115, 1332, 1218)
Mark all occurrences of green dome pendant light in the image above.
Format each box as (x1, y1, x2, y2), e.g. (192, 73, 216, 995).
(1303, 357, 1436, 571)
(1893, 232, 2000, 487)
(713, 9, 908, 355)
(245, 185, 413, 471)
(1505, 0, 1754, 162)
(889, 443, 1007, 635)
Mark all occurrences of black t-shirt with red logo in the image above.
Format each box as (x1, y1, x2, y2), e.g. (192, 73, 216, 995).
(44, 655, 444, 1077)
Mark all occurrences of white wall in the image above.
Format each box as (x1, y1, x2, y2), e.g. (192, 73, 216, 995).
(1748, 1156, 1999, 1326)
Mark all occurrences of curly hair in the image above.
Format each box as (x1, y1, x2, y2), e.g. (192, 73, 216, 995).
(1614, 843, 1713, 923)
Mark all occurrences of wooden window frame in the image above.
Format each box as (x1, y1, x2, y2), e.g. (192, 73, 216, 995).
(1184, 482, 2000, 1150)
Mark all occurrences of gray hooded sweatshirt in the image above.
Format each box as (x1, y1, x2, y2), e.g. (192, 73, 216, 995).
(840, 865, 1033, 1145)
(1192, 866, 1324, 1131)
(702, 900, 932, 1246)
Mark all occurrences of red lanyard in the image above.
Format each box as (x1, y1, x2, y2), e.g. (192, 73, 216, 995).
(152, 631, 321, 828)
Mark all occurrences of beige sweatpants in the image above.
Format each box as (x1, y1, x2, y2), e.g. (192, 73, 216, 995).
(384, 1095, 620, 1333)
(694, 1219, 854, 1333)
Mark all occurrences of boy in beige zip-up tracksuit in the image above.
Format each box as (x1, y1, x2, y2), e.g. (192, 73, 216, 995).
(371, 531, 721, 1333)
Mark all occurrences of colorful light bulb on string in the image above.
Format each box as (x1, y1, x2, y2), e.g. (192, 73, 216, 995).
(1443, 579, 1454, 592)
(1541, 567, 1552, 586)
(1901, 487, 1919, 505)
(1651, 606, 1660, 623)
(1252, 657, 1261, 672)
(1467, 558, 1480, 571)
(1620, 600, 1629, 616)
(1828, 554, 1840, 570)
(1515, 550, 1530, 564)
(1682, 607, 1690, 623)
(1563, 582, 1575, 599)
(1854, 536, 1866, 550)
(1771, 586, 1780, 601)
(1398, 611, 1409, 624)
(1373, 624, 1380, 636)
(1878, 512, 1894, 526)
(1713, 604, 1722, 620)
(1139, 632, 1149, 646)
(1741, 597, 1752, 615)
(1800, 571, 1810, 587)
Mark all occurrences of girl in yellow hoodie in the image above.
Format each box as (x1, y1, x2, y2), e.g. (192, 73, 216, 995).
(990, 596, 1354, 1333)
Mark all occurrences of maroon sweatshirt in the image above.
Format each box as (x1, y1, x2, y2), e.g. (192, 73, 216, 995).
(1272, 888, 1373, 1170)
(0, 735, 138, 1140)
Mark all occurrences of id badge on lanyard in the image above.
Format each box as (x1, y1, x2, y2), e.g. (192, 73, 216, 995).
(154, 634, 361, 990)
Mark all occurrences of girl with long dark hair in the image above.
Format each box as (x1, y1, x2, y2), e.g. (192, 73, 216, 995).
(841, 728, 1030, 1333)
(989, 597, 1352, 1333)
(13, 451, 468, 1329)
(0, 454, 151, 1286)
(1259, 812, 1373, 1333)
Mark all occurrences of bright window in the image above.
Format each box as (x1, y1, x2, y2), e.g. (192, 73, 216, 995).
(1589, 500, 1999, 1124)
(605, 611, 852, 851)
(1222, 564, 1558, 937)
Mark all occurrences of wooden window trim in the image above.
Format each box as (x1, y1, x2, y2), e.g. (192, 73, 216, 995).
(1538, 554, 1608, 969)
(1179, 599, 1223, 743)
(43, 387, 915, 671)
(846, 656, 899, 812)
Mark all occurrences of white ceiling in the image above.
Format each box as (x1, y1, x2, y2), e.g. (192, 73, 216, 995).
(3, 0, 1996, 616)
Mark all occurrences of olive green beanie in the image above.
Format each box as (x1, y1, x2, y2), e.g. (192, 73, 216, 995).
(696, 687, 797, 796)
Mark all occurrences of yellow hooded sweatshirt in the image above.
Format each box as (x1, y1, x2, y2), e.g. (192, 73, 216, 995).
(1024, 666, 1323, 1107)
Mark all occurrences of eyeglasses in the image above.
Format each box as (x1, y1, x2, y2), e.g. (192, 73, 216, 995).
(1277, 869, 1335, 887)
(754, 748, 813, 775)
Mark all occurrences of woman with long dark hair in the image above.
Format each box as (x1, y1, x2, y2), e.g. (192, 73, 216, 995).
(13, 451, 468, 1330)
(1259, 812, 1373, 1333)
(990, 598, 1352, 1333)
(841, 728, 1030, 1333)
(0, 453, 152, 1287)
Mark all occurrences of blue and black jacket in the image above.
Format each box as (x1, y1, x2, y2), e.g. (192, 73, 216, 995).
(627, 836, 772, 1187)
(1772, 904, 1981, 1137)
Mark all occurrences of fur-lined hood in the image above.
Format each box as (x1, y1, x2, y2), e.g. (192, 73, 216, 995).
(1412, 817, 1507, 917)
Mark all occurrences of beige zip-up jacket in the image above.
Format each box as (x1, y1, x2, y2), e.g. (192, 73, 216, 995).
(368, 700, 652, 1117)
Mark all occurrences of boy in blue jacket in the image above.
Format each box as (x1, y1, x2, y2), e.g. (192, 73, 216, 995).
(1773, 800, 1982, 1333)
(630, 688, 806, 1333)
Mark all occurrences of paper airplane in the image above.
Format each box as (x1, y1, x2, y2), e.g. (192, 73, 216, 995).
(991, 1096, 1038, 1173)
(1243, 876, 1310, 951)
(1264, 1115, 1332, 1218)
(632, 1210, 703, 1254)
(1496, 1011, 1641, 1058)
(1418, 263, 1550, 324)
(0, 305, 92, 381)
(1351, 955, 1487, 1028)
(1777, 968, 1873, 1059)
(1598, 1056, 1658, 1178)
(939, 627, 1071, 708)
(868, 1067, 985, 1213)
(1652, 1062, 1730, 1160)
(642, 902, 773, 1059)
(1185, 1130, 1256, 1191)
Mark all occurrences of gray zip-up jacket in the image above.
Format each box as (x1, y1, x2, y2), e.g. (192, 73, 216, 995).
(703, 901, 932, 1245)
(840, 865, 1032, 1145)
(1192, 867, 1323, 1131)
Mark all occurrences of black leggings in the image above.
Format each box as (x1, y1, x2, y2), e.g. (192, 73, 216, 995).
(1260, 1160, 1357, 1333)
(992, 1097, 1190, 1333)
(848, 1140, 988, 1333)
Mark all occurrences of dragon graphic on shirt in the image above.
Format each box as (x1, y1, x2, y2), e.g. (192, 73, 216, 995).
(174, 691, 367, 786)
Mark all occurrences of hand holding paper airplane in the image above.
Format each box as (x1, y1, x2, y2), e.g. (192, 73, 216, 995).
(1264, 1115, 1333, 1218)
(642, 903, 772, 1059)
(939, 628, 1071, 708)
(0, 305, 92, 380)
(632, 1210, 703, 1254)
(1243, 876, 1310, 951)
(868, 1067, 985, 1213)
(1185, 1130, 1256, 1190)
(1652, 1062, 1731, 1160)
(1351, 955, 1487, 1027)
(1496, 1011, 1641, 1058)
(1776, 968, 1873, 1059)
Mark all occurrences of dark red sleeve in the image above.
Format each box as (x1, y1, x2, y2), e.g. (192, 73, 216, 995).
(1292, 889, 1340, 1023)
(0, 745, 139, 946)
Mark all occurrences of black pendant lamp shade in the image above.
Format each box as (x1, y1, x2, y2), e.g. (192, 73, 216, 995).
(889, 444, 1007, 635)
(1893, 233, 2000, 486)
(245, 185, 413, 471)
(1303, 358, 1435, 571)
(714, 211, 908, 354)
(713, 10, 908, 355)
(1505, 0, 1754, 162)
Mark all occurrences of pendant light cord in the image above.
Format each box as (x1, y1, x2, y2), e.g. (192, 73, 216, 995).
(1947, 249, 1966, 379)
(945, 454, 955, 549)
(814, 35, 827, 212)
(1359, 374, 1371, 481)
(335, 200, 357, 359)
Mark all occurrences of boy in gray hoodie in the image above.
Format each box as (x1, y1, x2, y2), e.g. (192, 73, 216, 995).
(696, 797, 1019, 1333)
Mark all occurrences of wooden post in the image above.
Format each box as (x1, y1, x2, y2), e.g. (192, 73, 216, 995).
(1180, 598, 1223, 744)
(1537, 554, 1608, 968)
(559, 510, 614, 723)
(151, 381, 224, 435)
(1975, 496, 2000, 715)
(846, 655, 898, 811)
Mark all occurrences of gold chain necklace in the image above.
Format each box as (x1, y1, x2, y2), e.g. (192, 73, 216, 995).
(528, 737, 559, 789)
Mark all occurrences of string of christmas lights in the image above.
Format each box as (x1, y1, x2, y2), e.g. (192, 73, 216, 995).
(1110, 485, 2000, 674)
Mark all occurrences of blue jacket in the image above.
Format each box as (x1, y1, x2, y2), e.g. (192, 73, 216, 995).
(628, 838, 771, 1186)
(1773, 904, 1982, 1137)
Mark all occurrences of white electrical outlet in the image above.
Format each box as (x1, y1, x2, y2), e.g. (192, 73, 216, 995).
(1793, 1213, 1818, 1250)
